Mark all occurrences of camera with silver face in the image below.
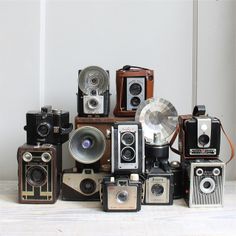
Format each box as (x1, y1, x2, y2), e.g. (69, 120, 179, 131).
(179, 105, 221, 159)
(183, 159, 225, 207)
(111, 122, 144, 174)
(101, 174, 142, 212)
(77, 66, 110, 117)
(62, 168, 108, 201)
(144, 163, 174, 205)
(17, 143, 62, 204)
(24, 106, 73, 145)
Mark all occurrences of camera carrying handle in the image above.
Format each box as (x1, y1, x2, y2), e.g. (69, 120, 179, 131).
(121, 65, 150, 71)
(169, 123, 235, 165)
(60, 123, 73, 135)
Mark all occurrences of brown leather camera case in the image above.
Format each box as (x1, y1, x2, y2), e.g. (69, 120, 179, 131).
(113, 68, 154, 117)
(74, 116, 134, 172)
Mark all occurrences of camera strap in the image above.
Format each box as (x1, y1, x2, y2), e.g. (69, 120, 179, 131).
(169, 123, 235, 165)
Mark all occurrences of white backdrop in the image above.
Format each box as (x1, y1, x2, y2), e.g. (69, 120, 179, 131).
(0, 0, 235, 180)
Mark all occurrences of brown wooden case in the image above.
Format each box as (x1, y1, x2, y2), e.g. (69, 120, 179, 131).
(17, 143, 62, 204)
(74, 116, 134, 172)
(113, 68, 154, 117)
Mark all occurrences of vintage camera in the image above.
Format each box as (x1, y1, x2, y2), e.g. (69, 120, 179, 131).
(24, 106, 73, 145)
(74, 116, 134, 172)
(113, 65, 154, 117)
(111, 122, 144, 174)
(61, 168, 108, 201)
(17, 143, 62, 204)
(144, 163, 174, 205)
(179, 105, 221, 159)
(77, 66, 110, 117)
(101, 174, 142, 212)
(183, 159, 225, 207)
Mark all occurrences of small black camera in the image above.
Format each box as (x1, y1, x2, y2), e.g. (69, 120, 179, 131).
(24, 106, 73, 145)
(179, 105, 221, 159)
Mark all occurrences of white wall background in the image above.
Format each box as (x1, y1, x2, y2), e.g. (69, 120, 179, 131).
(0, 0, 235, 180)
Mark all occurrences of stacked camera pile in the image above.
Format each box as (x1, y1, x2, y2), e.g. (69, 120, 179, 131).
(17, 65, 233, 210)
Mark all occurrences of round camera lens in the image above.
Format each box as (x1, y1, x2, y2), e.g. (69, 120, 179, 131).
(91, 90, 97, 96)
(151, 184, 164, 196)
(213, 168, 220, 176)
(130, 97, 141, 107)
(23, 152, 33, 162)
(80, 178, 96, 195)
(121, 147, 135, 162)
(81, 138, 93, 149)
(129, 83, 142, 95)
(41, 152, 52, 162)
(196, 168, 203, 176)
(26, 166, 47, 187)
(88, 98, 98, 109)
(37, 123, 50, 137)
(198, 134, 210, 146)
(200, 177, 215, 194)
(117, 191, 128, 203)
(121, 132, 135, 146)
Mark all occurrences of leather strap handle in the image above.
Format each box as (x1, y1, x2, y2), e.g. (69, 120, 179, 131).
(169, 125, 180, 155)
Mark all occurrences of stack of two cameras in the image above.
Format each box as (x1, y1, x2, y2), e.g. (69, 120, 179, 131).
(17, 106, 73, 203)
(176, 105, 228, 208)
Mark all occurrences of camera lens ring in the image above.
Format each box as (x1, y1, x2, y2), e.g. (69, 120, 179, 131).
(26, 166, 47, 187)
(213, 168, 220, 176)
(121, 147, 136, 162)
(87, 98, 99, 110)
(121, 132, 135, 146)
(37, 122, 51, 138)
(41, 152, 52, 162)
(80, 178, 97, 195)
(198, 134, 210, 146)
(151, 184, 164, 196)
(129, 83, 142, 96)
(199, 177, 216, 194)
(22, 152, 33, 162)
(116, 190, 129, 203)
(130, 97, 141, 107)
(196, 168, 204, 176)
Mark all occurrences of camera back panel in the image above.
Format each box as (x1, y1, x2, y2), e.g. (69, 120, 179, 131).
(183, 159, 225, 207)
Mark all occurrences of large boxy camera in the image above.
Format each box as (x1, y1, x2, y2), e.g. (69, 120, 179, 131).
(62, 168, 108, 201)
(111, 122, 144, 174)
(17, 143, 62, 204)
(101, 174, 142, 212)
(144, 164, 174, 205)
(182, 159, 225, 208)
(113, 65, 154, 117)
(179, 105, 221, 159)
(24, 106, 73, 145)
(77, 66, 110, 117)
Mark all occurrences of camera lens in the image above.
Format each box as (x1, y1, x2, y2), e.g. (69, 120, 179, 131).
(129, 83, 142, 95)
(26, 166, 47, 187)
(80, 178, 96, 195)
(116, 190, 128, 203)
(22, 152, 33, 162)
(41, 152, 52, 162)
(213, 168, 220, 176)
(200, 177, 215, 194)
(121, 132, 135, 146)
(81, 138, 93, 149)
(88, 98, 99, 109)
(37, 122, 51, 137)
(151, 184, 164, 196)
(196, 168, 204, 176)
(121, 147, 135, 162)
(130, 97, 141, 107)
(198, 134, 210, 146)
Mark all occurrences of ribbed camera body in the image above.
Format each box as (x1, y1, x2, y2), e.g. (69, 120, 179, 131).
(111, 122, 144, 174)
(179, 114, 221, 159)
(62, 168, 108, 201)
(24, 106, 72, 145)
(183, 159, 225, 208)
(144, 166, 174, 205)
(77, 66, 110, 117)
(101, 175, 142, 212)
(17, 144, 62, 204)
(113, 67, 154, 117)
